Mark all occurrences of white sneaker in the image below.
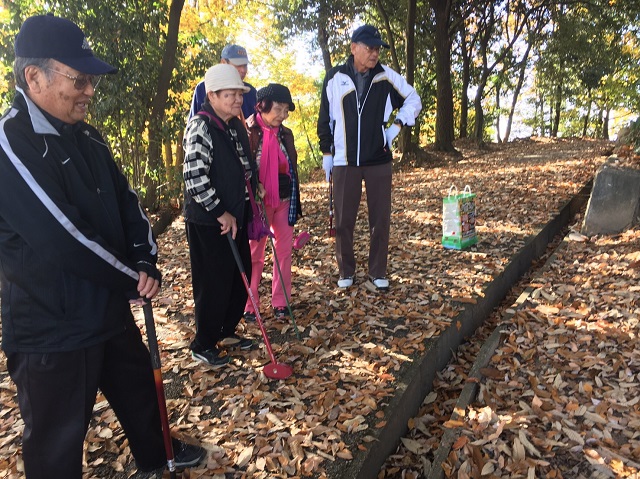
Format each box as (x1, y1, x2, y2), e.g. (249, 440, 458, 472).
(365, 277, 389, 292)
(337, 276, 354, 288)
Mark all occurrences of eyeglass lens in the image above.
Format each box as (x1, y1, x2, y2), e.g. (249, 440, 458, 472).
(75, 75, 101, 90)
(48, 68, 102, 90)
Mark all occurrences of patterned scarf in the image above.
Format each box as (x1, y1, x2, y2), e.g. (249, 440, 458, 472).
(256, 113, 287, 207)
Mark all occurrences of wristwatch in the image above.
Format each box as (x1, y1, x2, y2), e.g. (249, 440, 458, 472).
(393, 119, 404, 126)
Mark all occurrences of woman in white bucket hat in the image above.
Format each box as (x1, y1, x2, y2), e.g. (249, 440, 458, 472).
(183, 64, 259, 366)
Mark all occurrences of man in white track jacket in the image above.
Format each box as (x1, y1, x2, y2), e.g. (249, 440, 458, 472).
(317, 24, 422, 292)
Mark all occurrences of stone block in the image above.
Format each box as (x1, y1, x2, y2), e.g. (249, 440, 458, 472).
(582, 161, 640, 236)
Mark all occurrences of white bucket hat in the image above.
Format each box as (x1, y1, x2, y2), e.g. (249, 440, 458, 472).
(204, 64, 250, 93)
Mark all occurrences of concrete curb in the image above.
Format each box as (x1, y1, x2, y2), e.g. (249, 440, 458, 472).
(342, 181, 593, 479)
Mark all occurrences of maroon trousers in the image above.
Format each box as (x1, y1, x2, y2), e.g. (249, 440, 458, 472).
(332, 162, 392, 280)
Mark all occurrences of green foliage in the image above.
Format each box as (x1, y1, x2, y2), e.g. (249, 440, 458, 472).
(271, 0, 365, 68)
(4, 0, 640, 202)
(530, 1, 640, 138)
(617, 119, 640, 150)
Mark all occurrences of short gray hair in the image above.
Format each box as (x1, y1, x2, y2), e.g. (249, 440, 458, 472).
(14, 57, 53, 90)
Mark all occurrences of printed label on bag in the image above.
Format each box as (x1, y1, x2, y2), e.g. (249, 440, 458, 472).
(442, 189, 478, 250)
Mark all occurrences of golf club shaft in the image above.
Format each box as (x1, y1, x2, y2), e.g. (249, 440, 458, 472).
(226, 232, 278, 364)
(142, 302, 176, 477)
(329, 172, 335, 237)
(267, 234, 301, 339)
(256, 199, 301, 339)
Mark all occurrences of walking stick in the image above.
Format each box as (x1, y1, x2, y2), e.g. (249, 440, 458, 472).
(142, 302, 177, 478)
(257, 199, 301, 340)
(227, 233, 293, 380)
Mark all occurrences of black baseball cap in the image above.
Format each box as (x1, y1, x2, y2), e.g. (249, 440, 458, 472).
(14, 14, 117, 75)
(257, 83, 295, 111)
(351, 25, 390, 49)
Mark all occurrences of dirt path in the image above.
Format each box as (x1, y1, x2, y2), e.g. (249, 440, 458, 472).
(0, 137, 618, 478)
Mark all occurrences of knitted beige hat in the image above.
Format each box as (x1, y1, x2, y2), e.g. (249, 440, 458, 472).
(204, 64, 250, 93)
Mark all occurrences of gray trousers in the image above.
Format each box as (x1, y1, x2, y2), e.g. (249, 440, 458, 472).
(332, 162, 392, 279)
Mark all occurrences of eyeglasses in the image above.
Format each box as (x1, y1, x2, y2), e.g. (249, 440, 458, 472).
(47, 68, 102, 90)
(358, 43, 381, 53)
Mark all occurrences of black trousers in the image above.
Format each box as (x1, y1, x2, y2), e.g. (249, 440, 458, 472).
(186, 221, 251, 352)
(7, 316, 166, 479)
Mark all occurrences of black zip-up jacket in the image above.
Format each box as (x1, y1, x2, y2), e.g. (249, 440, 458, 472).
(0, 89, 158, 353)
(183, 105, 258, 226)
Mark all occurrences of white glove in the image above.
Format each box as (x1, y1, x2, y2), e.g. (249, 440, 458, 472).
(385, 123, 401, 146)
(322, 154, 333, 182)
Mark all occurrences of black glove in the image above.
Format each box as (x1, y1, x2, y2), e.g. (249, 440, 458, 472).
(136, 260, 162, 288)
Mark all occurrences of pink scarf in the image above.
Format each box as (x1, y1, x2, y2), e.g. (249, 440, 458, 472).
(256, 113, 287, 208)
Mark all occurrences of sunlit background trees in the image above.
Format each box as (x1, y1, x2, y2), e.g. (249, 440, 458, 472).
(1, 0, 639, 209)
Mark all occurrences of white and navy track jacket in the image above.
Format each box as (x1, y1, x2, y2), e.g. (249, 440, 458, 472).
(317, 56, 422, 167)
(0, 89, 157, 353)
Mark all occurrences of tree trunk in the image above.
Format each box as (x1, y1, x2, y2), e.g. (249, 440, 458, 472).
(495, 83, 502, 143)
(145, 0, 184, 209)
(399, 0, 417, 159)
(538, 93, 544, 136)
(504, 41, 532, 142)
(163, 139, 172, 173)
(552, 83, 561, 137)
(177, 130, 184, 167)
(318, 23, 333, 72)
(582, 88, 592, 137)
(429, 0, 457, 152)
(458, 21, 471, 139)
(472, 75, 487, 142)
(376, 0, 401, 72)
(176, 130, 185, 207)
(602, 108, 610, 140)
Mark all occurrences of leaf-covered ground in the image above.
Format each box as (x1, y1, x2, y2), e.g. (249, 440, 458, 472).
(0, 137, 620, 478)
(382, 222, 640, 479)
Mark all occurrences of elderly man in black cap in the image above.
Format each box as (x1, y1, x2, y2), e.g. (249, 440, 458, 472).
(317, 24, 422, 293)
(0, 14, 205, 478)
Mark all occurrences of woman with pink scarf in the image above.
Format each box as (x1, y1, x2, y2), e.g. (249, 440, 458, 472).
(243, 84, 303, 321)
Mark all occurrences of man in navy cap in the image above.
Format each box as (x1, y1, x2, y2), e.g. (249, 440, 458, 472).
(188, 43, 258, 119)
(317, 24, 422, 292)
(0, 14, 205, 478)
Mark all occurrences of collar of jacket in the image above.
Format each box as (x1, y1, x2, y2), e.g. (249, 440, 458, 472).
(16, 87, 91, 141)
(198, 103, 229, 131)
(16, 87, 61, 137)
(344, 55, 384, 80)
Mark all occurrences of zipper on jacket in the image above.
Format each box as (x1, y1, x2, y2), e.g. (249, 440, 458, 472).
(355, 79, 374, 167)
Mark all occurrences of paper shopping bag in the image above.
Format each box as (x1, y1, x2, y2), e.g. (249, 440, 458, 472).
(442, 185, 478, 250)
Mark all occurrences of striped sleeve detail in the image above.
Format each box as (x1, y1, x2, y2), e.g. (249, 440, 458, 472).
(0, 108, 138, 281)
(183, 118, 220, 212)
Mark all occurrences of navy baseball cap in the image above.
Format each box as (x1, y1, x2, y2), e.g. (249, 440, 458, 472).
(221, 44, 249, 66)
(14, 14, 117, 75)
(351, 24, 390, 49)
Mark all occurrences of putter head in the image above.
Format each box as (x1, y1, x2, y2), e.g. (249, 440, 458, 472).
(263, 362, 293, 380)
(293, 231, 310, 250)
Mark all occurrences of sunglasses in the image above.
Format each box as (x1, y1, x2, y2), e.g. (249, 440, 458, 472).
(47, 68, 102, 90)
